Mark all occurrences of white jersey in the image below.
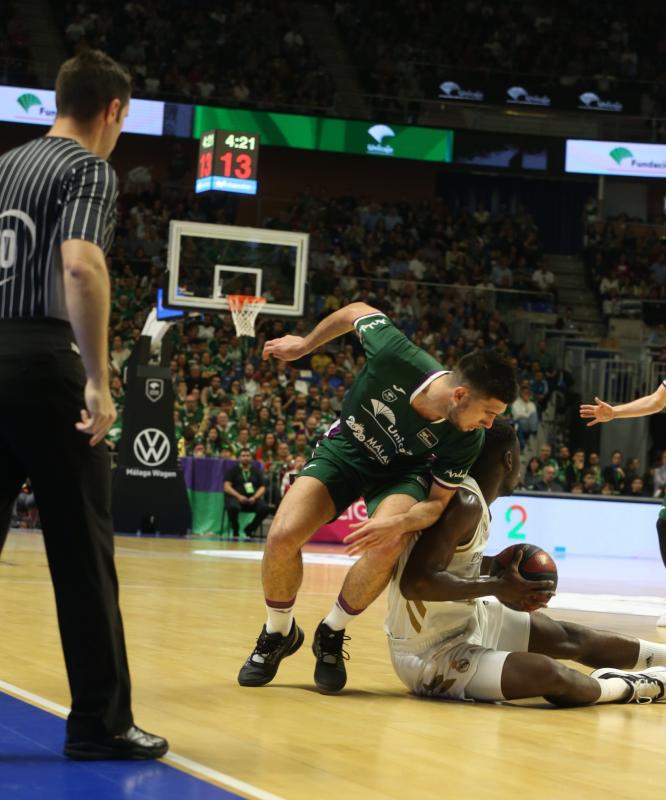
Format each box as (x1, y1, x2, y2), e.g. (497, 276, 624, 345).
(385, 475, 491, 652)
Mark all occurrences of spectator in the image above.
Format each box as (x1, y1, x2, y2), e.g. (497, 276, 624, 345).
(530, 368, 549, 409)
(564, 449, 586, 489)
(534, 465, 565, 493)
(556, 445, 571, 485)
(627, 477, 648, 497)
(531, 262, 556, 297)
(509, 384, 538, 448)
(602, 450, 625, 493)
(652, 451, 666, 497)
(524, 457, 542, 489)
(587, 452, 603, 485)
(223, 448, 269, 539)
(280, 454, 307, 496)
(205, 427, 222, 457)
(256, 432, 280, 469)
(623, 457, 642, 492)
(538, 444, 557, 472)
(110, 335, 131, 373)
(582, 472, 600, 494)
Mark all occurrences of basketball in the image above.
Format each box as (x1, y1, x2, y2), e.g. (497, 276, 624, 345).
(490, 543, 558, 612)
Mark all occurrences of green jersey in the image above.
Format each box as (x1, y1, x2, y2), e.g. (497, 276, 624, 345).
(336, 312, 484, 489)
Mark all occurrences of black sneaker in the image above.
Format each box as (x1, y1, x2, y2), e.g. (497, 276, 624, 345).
(238, 620, 304, 686)
(312, 620, 350, 693)
(64, 725, 168, 760)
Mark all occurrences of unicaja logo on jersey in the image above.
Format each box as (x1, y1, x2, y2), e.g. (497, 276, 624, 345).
(367, 124, 395, 156)
(370, 399, 396, 424)
(133, 428, 171, 466)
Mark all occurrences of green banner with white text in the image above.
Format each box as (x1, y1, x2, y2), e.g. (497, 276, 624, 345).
(192, 106, 453, 163)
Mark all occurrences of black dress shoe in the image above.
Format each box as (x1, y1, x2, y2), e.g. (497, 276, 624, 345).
(64, 725, 169, 760)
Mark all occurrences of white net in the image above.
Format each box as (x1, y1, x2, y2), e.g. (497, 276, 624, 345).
(227, 294, 266, 337)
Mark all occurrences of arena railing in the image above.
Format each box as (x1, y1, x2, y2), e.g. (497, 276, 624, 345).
(326, 275, 555, 314)
(580, 358, 660, 406)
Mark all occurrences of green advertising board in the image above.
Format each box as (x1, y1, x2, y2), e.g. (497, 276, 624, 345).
(192, 106, 453, 163)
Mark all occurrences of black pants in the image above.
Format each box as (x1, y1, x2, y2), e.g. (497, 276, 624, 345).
(0, 319, 132, 740)
(657, 516, 666, 570)
(225, 495, 269, 536)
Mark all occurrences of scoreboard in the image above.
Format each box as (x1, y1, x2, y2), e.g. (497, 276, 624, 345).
(195, 129, 260, 195)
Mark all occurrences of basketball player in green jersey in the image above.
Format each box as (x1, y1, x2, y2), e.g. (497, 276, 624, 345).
(581, 384, 666, 626)
(386, 418, 666, 706)
(238, 302, 517, 692)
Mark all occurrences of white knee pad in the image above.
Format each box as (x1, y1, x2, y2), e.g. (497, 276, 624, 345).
(465, 650, 511, 701)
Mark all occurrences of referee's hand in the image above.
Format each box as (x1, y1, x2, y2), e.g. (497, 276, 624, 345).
(76, 379, 117, 446)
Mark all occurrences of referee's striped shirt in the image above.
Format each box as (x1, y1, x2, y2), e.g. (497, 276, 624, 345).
(0, 135, 117, 320)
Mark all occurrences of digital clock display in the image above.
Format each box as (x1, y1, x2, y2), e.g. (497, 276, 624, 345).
(195, 129, 260, 195)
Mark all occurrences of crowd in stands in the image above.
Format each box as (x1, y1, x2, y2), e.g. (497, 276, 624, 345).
(0, 3, 37, 85)
(9, 169, 665, 528)
(522, 443, 665, 498)
(333, 0, 666, 115)
(56, 0, 335, 112)
(86, 175, 564, 516)
(583, 217, 666, 326)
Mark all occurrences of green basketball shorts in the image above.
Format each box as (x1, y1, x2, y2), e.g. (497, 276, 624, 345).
(298, 434, 432, 519)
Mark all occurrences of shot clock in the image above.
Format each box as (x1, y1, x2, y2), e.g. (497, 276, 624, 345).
(195, 129, 260, 195)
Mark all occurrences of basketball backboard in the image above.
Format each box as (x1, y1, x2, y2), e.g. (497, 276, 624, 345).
(166, 221, 309, 317)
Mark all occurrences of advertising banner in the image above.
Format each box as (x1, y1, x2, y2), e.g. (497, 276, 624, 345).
(193, 106, 453, 162)
(565, 139, 666, 178)
(435, 74, 636, 114)
(0, 85, 165, 135)
(488, 494, 661, 559)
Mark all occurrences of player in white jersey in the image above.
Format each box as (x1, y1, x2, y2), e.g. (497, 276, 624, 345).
(386, 418, 666, 705)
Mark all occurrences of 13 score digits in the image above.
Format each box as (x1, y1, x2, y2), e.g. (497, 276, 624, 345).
(195, 129, 260, 195)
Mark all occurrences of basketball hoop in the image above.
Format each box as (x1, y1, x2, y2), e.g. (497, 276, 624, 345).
(227, 294, 266, 337)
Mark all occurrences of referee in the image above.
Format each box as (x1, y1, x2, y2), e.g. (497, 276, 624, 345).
(0, 51, 167, 760)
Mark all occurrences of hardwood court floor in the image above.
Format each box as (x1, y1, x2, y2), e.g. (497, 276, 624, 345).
(1, 532, 665, 800)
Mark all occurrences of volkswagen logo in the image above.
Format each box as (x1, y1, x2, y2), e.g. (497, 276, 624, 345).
(133, 428, 171, 466)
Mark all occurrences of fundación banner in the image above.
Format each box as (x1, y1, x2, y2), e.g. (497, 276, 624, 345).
(0, 85, 165, 136)
(565, 139, 666, 178)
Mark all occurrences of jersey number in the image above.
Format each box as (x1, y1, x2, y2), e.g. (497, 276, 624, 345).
(0, 230, 16, 269)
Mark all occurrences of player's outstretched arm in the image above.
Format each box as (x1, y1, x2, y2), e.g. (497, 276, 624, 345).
(580, 385, 666, 426)
(400, 493, 554, 609)
(262, 302, 381, 361)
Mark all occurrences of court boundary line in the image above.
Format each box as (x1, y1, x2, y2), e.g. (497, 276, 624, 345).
(0, 679, 284, 800)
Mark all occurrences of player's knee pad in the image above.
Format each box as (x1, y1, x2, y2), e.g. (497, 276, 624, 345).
(464, 650, 510, 701)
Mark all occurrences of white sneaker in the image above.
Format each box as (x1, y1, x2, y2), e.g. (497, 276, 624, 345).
(657, 613, 666, 628)
(591, 667, 666, 704)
